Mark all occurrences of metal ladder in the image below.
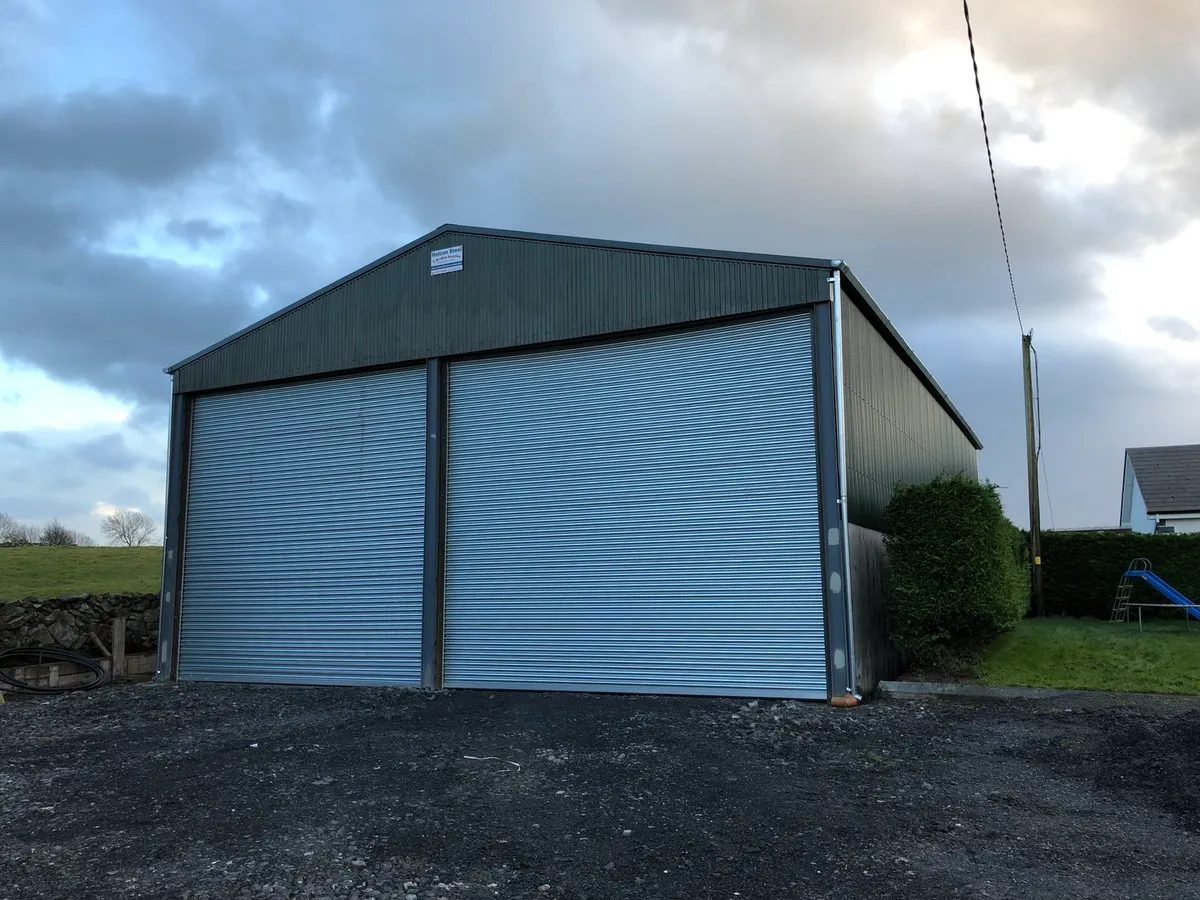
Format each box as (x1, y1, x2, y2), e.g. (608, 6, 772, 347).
(1111, 557, 1151, 622)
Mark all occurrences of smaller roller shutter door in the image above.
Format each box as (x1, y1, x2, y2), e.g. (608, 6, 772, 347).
(178, 368, 427, 685)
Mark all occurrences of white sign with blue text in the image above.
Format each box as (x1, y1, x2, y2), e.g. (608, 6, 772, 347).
(430, 245, 464, 276)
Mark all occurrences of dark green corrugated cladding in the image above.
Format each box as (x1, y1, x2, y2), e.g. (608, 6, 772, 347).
(837, 272, 981, 530)
(157, 224, 982, 701)
(168, 226, 832, 393)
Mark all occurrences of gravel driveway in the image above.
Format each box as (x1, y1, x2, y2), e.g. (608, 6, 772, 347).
(2, 683, 1199, 900)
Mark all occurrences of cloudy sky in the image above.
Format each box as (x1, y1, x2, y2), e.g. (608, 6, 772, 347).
(1, 0, 1198, 540)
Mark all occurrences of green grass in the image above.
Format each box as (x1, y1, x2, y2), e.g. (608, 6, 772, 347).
(980, 616, 1200, 695)
(0, 546, 162, 599)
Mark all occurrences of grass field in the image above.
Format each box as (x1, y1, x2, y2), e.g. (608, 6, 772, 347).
(0, 546, 163, 599)
(980, 617, 1200, 695)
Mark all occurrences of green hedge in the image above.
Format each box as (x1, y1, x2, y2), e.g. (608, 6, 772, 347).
(884, 476, 1028, 670)
(1041, 531, 1200, 619)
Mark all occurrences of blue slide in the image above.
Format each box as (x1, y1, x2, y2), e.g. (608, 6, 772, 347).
(1125, 570, 1200, 621)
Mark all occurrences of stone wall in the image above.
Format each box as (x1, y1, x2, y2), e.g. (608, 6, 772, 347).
(0, 594, 159, 655)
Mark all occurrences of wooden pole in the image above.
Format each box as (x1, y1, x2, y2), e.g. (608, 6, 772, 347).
(1022, 334, 1044, 616)
(111, 617, 127, 680)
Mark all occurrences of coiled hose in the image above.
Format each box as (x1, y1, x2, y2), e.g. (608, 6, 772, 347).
(0, 647, 110, 694)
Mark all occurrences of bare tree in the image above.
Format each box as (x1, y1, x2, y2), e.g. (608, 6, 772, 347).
(101, 509, 157, 547)
(73, 531, 97, 547)
(4, 513, 74, 546)
(0, 513, 18, 545)
(40, 519, 79, 546)
(1, 519, 41, 545)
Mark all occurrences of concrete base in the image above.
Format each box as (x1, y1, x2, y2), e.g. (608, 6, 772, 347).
(877, 680, 1082, 701)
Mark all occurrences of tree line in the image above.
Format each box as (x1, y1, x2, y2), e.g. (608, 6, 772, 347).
(0, 510, 157, 547)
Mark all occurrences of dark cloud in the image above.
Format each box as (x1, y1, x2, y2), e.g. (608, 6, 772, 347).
(73, 433, 141, 471)
(0, 243, 253, 402)
(0, 174, 329, 408)
(166, 218, 228, 245)
(1148, 315, 1199, 342)
(0, 90, 231, 185)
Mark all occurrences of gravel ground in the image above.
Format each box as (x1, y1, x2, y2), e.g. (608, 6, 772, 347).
(2, 684, 1199, 900)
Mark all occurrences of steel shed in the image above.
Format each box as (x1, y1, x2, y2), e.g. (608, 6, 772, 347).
(158, 225, 981, 702)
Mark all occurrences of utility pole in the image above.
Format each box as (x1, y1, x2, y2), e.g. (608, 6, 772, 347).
(1022, 333, 1044, 616)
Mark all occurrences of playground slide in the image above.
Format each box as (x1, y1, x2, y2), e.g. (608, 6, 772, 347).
(1125, 570, 1200, 621)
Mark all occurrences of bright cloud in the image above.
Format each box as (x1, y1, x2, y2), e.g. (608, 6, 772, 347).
(91, 501, 119, 518)
(0, 356, 131, 431)
(999, 102, 1144, 192)
(1093, 221, 1200, 380)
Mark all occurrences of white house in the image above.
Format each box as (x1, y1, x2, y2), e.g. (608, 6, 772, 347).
(1120, 444, 1200, 533)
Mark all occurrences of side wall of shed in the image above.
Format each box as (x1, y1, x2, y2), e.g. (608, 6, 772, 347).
(848, 524, 905, 695)
(841, 293, 979, 531)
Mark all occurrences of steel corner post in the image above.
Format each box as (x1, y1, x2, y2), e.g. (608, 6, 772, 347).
(812, 266, 858, 702)
(157, 389, 189, 681)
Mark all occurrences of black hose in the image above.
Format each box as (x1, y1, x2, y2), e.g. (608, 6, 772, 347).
(0, 647, 110, 694)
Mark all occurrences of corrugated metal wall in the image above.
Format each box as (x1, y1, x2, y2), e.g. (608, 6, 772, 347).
(441, 313, 827, 698)
(841, 296, 979, 530)
(173, 231, 826, 393)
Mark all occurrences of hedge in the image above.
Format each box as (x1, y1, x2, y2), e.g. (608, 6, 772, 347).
(884, 476, 1028, 669)
(1041, 531, 1200, 619)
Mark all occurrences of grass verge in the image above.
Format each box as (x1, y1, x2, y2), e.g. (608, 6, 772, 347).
(0, 546, 162, 600)
(979, 616, 1200, 695)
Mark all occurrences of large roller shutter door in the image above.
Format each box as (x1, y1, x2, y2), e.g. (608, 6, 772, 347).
(444, 313, 825, 698)
(179, 368, 427, 685)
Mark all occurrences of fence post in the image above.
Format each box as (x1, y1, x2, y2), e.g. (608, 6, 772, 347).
(111, 617, 126, 680)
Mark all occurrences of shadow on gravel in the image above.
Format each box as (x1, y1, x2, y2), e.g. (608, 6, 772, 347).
(1098, 708, 1200, 831)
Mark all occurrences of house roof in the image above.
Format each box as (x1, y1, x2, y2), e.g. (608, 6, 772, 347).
(1126, 444, 1200, 514)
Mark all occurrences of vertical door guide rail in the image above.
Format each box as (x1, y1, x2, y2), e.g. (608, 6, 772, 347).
(422, 359, 448, 689)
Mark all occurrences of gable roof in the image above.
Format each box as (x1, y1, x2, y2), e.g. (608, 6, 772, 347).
(163, 223, 981, 449)
(1126, 444, 1200, 514)
(164, 224, 833, 377)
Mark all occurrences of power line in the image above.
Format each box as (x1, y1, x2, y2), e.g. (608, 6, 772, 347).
(962, 0, 1024, 334)
(963, 3, 1058, 549)
(1040, 454, 1057, 530)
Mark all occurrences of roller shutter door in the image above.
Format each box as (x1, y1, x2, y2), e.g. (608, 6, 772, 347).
(179, 368, 427, 685)
(444, 313, 825, 698)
